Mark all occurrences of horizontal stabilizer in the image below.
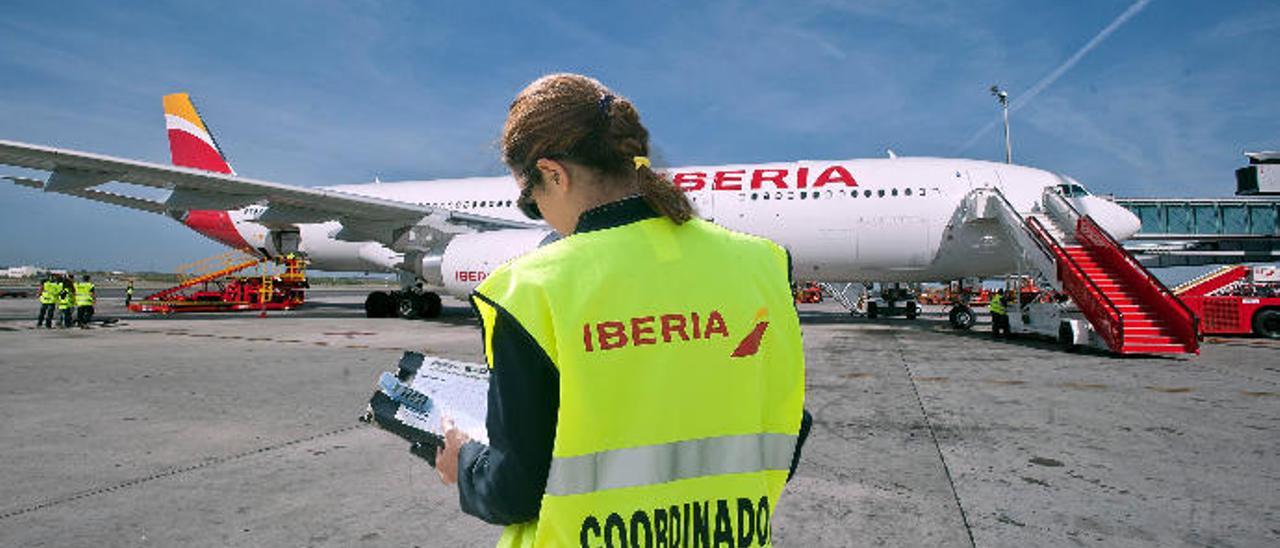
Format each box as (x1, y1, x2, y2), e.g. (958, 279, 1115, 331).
(258, 204, 334, 224)
(45, 167, 113, 193)
(6, 175, 167, 215)
(4, 175, 43, 189)
(165, 187, 256, 210)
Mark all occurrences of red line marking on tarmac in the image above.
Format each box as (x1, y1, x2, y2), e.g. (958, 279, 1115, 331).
(1145, 386, 1193, 394)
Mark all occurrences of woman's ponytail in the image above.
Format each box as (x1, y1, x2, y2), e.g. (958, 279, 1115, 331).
(635, 164, 694, 225)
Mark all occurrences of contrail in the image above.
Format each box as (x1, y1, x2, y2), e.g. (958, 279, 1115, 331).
(954, 0, 1154, 156)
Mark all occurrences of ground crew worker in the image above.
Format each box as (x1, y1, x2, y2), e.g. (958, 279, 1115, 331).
(37, 275, 60, 328)
(57, 278, 75, 328)
(435, 74, 811, 548)
(125, 280, 134, 308)
(74, 275, 96, 328)
(990, 289, 1009, 338)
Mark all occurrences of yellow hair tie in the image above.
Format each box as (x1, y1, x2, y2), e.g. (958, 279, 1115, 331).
(633, 156, 651, 170)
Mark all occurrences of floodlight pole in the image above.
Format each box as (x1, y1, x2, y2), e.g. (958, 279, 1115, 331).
(990, 85, 1012, 164)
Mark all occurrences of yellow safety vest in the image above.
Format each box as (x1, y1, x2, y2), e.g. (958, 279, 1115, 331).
(989, 294, 1005, 315)
(74, 282, 95, 306)
(473, 217, 805, 548)
(39, 281, 60, 304)
(56, 288, 73, 309)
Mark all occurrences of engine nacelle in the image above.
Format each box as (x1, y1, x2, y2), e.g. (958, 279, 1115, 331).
(431, 229, 557, 297)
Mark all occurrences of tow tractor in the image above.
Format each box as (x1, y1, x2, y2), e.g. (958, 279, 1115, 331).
(130, 252, 308, 314)
(864, 283, 921, 319)
(1174, 264, 1280, 338)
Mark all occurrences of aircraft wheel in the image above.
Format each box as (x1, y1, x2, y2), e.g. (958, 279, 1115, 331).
(948, 304, 974, 330)
(1253, 309, 1280, 339)
(905, 301, 919, 320)
(422, 292, 443, 318)
(364, 291, 394, 318)
(397, 293, 424, 319)
(866, 302, 879, 319)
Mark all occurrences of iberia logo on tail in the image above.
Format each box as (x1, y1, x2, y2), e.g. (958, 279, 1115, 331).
(163, 93, 235, 175)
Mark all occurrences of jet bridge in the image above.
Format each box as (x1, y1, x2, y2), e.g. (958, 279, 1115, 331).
(971, 186, 1199, 355)
(1112, 197, 1280, 267)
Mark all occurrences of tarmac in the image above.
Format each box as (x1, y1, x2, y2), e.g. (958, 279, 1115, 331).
(0, 288, 1277, 547)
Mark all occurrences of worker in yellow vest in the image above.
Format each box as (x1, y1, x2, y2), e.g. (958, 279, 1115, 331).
(125, 280, 134, 308)
(74, 274, 96, 328)
(57, 278, 75, 328)
(37, 275, 61, 328)
(989, 290, 1009, 338)
(435, 74, 811, 548)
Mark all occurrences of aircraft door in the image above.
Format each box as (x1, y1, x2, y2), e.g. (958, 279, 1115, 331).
(966, 169, 1001, 190)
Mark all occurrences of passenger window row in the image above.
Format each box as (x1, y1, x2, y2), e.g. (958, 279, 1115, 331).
(745, 187, 930, 201)
(418, 200, 515, 209)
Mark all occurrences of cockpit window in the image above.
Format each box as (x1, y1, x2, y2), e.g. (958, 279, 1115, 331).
(1057, 183, 1090, 197)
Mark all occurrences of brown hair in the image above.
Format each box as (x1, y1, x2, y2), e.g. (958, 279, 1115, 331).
(501, 73, 695, 224)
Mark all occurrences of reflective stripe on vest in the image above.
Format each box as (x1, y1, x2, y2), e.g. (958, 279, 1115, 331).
(474, 216, 805, 548)
(546, 432, 797, 497)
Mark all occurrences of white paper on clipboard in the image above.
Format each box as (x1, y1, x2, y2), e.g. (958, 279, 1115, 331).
(376, 353, 490, 445)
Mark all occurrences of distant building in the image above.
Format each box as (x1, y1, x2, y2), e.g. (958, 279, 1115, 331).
(1, 265, 45, 278)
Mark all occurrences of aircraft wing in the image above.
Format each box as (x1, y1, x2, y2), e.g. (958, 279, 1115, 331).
(0, 139, 533, 247)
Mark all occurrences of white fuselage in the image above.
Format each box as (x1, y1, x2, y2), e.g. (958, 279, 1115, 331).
(218, 157, 1140, 292)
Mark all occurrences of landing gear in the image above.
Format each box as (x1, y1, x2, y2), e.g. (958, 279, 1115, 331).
(365, 291, 395, 318)
(866, 301, 879, 319)
(905, 301, 919, 320)
(365, 290, 443, 319)
(948, 304, 975, 330)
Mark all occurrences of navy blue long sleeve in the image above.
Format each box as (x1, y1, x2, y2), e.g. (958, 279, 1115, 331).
(457, 296, 559, 525)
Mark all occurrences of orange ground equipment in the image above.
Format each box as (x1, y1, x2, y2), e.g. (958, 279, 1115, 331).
(794, 281, 824, 304)
(1174, 265, 1280, 338)
(129, 252, 308, 314)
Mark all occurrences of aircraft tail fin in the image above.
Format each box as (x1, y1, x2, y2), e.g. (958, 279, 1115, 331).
(163, 93, 235, 175)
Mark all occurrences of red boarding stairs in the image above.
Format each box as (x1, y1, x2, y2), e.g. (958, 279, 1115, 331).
(1024, 193, 1199, 355)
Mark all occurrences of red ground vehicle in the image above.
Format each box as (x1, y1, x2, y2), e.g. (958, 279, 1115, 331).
(1175, 265, 1280, 338)
(794, 282, 824, 304)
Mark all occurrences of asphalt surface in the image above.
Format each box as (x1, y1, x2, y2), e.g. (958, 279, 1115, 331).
(0, 289, 1277, 547)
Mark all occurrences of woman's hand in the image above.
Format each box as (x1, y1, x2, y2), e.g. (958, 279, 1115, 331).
(436, 415, 470, 485)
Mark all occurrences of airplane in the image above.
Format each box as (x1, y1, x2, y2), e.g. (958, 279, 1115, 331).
(0, 93, 1142, 323)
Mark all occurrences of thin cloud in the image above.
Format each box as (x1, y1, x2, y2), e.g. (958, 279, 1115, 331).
(955, 0, 1154, 155)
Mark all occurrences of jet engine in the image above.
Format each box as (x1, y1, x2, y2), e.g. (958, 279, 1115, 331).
(432, 228, 558, 297)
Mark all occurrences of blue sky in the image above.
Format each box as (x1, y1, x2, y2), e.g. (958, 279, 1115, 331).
(1, 0, 1277, 270)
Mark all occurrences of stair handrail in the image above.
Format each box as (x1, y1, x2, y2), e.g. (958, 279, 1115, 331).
(1173, 265, 1248, 297)
(1076, 215, 1200, 352)
(981, 188, 1061, 292)
(1043, 187, 1083, 229)
(1026, 216, 1125, 350)
(143, 258, 263, 301)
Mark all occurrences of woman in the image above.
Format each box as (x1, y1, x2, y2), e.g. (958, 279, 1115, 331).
(437, 74, 811, 547)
